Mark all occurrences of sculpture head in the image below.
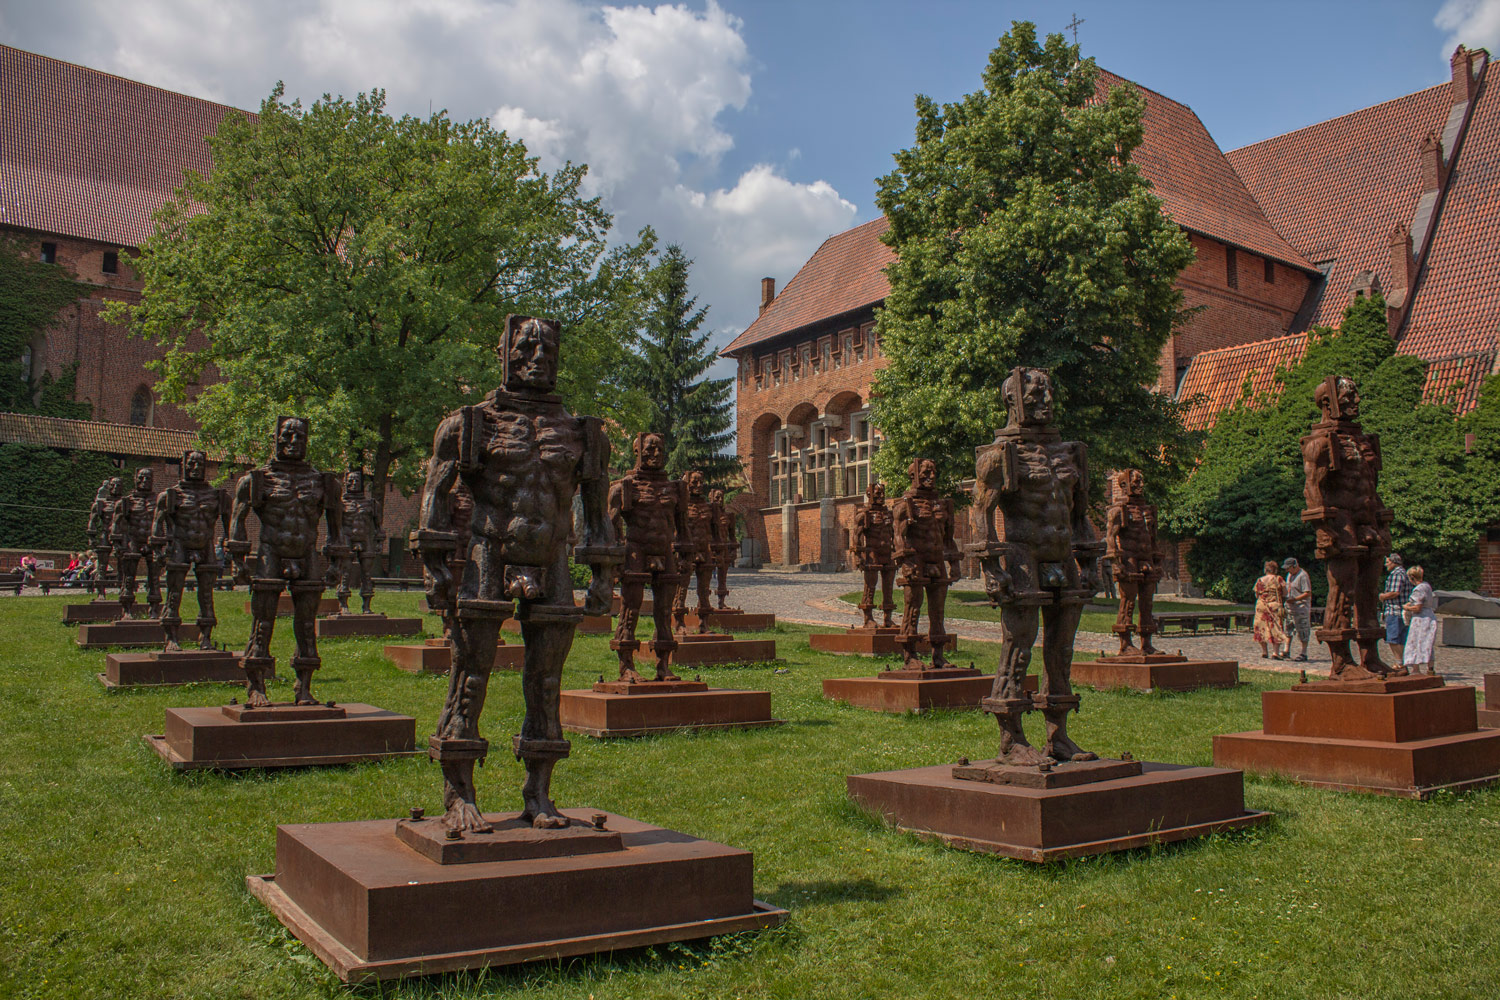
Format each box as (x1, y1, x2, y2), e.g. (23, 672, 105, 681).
(274, 416, 309, 462)
(867, 481, 886, 505)
(107, 476, 122, 498)
(633, 432, 666, 472)
(685, 470, 706, 499)
(344, 470, 365, 496)
(1001, 367, 1055, 428)
(709, 487, 725, 505)
(1315, 376, 1361, 421)
(501, 315, 561, 393)
(182, 450, 208, 483)
(133, 468, 153, 493)
(908, 458, 938, 492)
(1112, 468, 1144, 501)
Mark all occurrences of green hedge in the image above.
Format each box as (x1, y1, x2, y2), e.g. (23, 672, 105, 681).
(0, 444, 119, 550)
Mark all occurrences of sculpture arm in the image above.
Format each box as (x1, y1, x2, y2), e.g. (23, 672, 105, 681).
(149, 488, 172, 552)
(672, 481, 692, 555)
(411, 414, 462, 610)
(574, 417, 622, 615)
(225, 473, 253, 580)
(942, 499, 961, 582)
(1069, 445, 1102, 591)
(850, 511, 867, 569)
(891, 499, 912, 561)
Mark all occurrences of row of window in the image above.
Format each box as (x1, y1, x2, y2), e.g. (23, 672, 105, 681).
(746, 323, 877, 391)
(766, 410, 880, 505)
(39, 241, 119, 274)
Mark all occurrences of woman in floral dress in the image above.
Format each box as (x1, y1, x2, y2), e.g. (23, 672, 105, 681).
(1253, 560, 1289, 659)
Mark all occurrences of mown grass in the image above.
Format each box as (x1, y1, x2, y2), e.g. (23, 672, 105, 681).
(1, 593, 1498, 999)
(841, 589, 1249, 635)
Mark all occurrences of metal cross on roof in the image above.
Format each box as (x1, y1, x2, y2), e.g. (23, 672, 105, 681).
(1066, 12, 1085, 45)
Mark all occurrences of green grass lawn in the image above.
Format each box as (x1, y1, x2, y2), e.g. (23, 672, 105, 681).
(843, 589, 1250, 635)
(2, 593, 1497, 999)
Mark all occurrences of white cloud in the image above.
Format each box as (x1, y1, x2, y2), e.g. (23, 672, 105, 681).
(1436, 0, 1500, 59)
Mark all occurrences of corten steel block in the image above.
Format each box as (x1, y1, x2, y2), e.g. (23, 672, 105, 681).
(848, 761, 1269, 862)
(316, 615, 422, 638)
(100, 649, 243, 688)
(148, 703, 418, 770)
(1485, 674, 1500, 710)
(1213, 727, 1500, 798)
(634, 637, 778, 666)
(76, 620, 199, 649)
(684, 610, 777, 631)
(561, 688, 784, 738)
(245, 596, 342, 617)
(247, 808, 787, 982)
(384, 643, 451, 673)
(63, 602, 122, 624)
(504, 614, 612, 636)
(1260, 684, 1478, 742)
(1069, 659, 1240, 693)
(809, 629, 956, 657)
(823, 672, 1032, 714)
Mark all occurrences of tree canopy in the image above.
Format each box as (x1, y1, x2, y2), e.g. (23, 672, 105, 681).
(625, 245, 738, 483)
(1165, 292, 1500, 599)
(870, 21, 1198, 498)
(107, 85, 655, 500)
(0, 235, 89, 418)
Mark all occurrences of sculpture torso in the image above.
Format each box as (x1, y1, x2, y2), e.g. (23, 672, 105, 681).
(115, 488, 156, 552)
(894, 488, 952, 567)
(854, 502, 894, 565)
(683, 494, 715, 564)
(1000, 440, 1083, 564)
(1303, 421, 1390, 554)
(1107, 499, 1159, 579)
(163, 481, 225, 555)
(613, 471, 683, 566)
(253, 460, 331, 560)
(87, 484, 112, 541)
(341, 495, 380, 553)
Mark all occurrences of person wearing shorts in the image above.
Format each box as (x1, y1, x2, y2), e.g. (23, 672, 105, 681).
(1378, 553, 1411, 662)
(1282, 557, 1312, 661)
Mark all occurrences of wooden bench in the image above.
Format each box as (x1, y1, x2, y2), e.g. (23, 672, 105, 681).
(372, 577, 424, 591)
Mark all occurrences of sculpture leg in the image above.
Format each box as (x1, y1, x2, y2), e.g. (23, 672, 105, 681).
(1138, 580, 1159, 655)
(144, 552, 162, 619)
(161, 563, 188, 652)
(650, 576, 682, 681)
(515, 574, 579, 828)
(927, 579, 952, 668)
(433, 599, 507, 834)
(880, 566, 896, 628)
(288, 582, 324, 705)
(860, 567, 877, 627)
(611, 577, 646, 683)
(1353, 550, 1390, 677)
(1114, 579, 1138, 654)
(671, 572, 688, 634)
(694, 561, 713, 633)
(1038, 600, 1095, 762)
(359, 553, 377, 615)
(335, 554, 352, 615)
(715, 558, 730, 609)
(897, 566, 926, 669)
(987, 604, 1045, 765)
(243, 579, 282, 707)
(194, 563, 219, 649)
(93, 546, 111, 599)
(1322, 555, 1361, 680)
(118, 552, 140, 618)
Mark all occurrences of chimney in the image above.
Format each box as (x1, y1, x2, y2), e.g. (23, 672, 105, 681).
(1452, 45, 1479, 104)
(759, 277, 776, 315)
(1388, 222, 1414, 295)
(1419, 131, 1446, 193)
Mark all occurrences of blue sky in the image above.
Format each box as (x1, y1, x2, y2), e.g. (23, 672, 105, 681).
(2, 0, 1494, 353)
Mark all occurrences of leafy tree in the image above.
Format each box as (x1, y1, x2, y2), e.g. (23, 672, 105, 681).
(1166, 292, 1493, 598)
(870, 21, 1198, 498)
(626, 244, 738, 483)
(0, 235, 89, 418)
(106, 86, 655, 501)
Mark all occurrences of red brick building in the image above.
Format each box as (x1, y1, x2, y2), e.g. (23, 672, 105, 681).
(727, 50, 1499, 581)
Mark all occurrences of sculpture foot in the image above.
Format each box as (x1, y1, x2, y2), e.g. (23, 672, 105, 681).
(1140, 638, 1160, 656)
(882, 615, 896, 629)
(1043, 711, 1096, 762)
(1388, 664, 1410, 677)
(1330, 662, 1389, 682)
(654, 662, 682, 682)
(617, 663, 645, 684)
(997, 742, 1050, 767)
(930, 648, 953, 670)
(442, 800, 494, 835)
(246, 688, 271, 708)
(292, 670, 317, 706)
(521, 797, 569, 830)
(162, 636, 182, 653)
(361, 599, 373, 615)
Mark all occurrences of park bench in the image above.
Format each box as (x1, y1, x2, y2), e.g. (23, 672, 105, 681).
(373, 576, 424, 591)
(0, 573, 23, 596)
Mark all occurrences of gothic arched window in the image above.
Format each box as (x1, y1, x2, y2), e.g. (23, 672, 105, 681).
(129, 386, 151, 426)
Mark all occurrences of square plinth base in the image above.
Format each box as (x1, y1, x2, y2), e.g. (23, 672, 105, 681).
(316, 615, 422, 638)
(381, 642, 523, 673)
(634, 637, 778, 666)
(246, 808, 787, 983)
(810, 629, 957, 657)
(1070, 658, 1239, 693)
(246, 597, 342, 617)
(684, 610, 777, 631)
(77, 620, 199, 649)
(100, 649, 243, 688)
(1213, 727, 1500, 798)
(147, 702, 418, 770)
(63, 602, 122, 624)
(823, 672, 1031, 713)
(848, 761, 1269, 862)
(561, 687, 784, 737)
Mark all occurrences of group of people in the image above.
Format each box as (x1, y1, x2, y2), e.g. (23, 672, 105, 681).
(58, 552, 98, 583)
(1253, 553, 1438, 673)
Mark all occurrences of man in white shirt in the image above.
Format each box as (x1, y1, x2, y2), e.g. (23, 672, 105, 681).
(1282, 557, 1312, 661)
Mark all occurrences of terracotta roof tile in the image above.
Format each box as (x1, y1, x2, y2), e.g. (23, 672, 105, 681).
(0, 411, 219, 460)
(0, 45, 244, 248)
(1421, 349, 1496, 413)
(1174, 332, 1310, 430)
(1227, 84, 1455, 332)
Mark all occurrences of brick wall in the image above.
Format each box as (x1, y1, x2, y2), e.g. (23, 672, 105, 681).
(1478, 535, 1500, 596)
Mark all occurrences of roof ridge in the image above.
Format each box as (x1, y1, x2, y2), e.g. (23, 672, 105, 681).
(1228, 81, 1451, 156)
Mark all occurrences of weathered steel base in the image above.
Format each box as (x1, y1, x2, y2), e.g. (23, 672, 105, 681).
(561, 680, 783, 737)
(634, 633, 777, 665)
(245, 808, 787, 983)
(77, 619, 199, 649)
(848, 760, 1269, 862)
(63, 601, 122, 624)
(1214, 675, 1500, 797)
(99, 648, 244, 688)
(245, 596, 342, 617)
(1478, 674, 1500, 729)
(683, 609, 777, 631)
(315, 614, 422, 638)
(1070, 655, 1239, 693)
(505, 614, 612, 636)
(146, 702, 419, 770)
(809, 627, 957, 657)
(823, 668, 1025, 714)
(382, 639, 523, 673)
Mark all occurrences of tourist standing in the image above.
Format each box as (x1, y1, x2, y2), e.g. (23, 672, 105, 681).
(1253, 560, 1289, 659)
(1378, 553, 1411, 663)
(1402, 565, 1439, 675)
(1281, 556, 1312, 661)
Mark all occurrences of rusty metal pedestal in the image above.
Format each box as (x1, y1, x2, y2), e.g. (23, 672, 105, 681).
(1477, 674, 1500, 728)
(1070, 652, 1240, 693)
(810, 626, 957, 657)
(145, 702, 419, 770)
(561, 679, 783, 738)
(822, 664, 1022, 714)
(99, 648, 244, 688)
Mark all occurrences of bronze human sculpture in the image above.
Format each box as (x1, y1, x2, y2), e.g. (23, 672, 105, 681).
(672, 470, 719, 634)
(86, 476, 122, 599)
(335, 470, 383, 616)
(851, 480, 897, 628)
(1302, 375, 1396, 680)
(150, 450, 230, 651)
(1105, 468, 1162, 656)
(970, 367, 1101, 765)
(709, 487, 738, 610)
(225, 417, 344, 707)
(892, 458, 961, 669)
(110, 467, 162, 618)
(609, 433, 689, 683)
(413, 315, 616, 832)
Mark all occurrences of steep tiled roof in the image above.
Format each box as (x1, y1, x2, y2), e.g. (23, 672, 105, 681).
(1421, 349, 1496, 413)
(0, 45, 244, 248)
(0, 411, 219, 460)
(1175, 332, 1310, 430)
(727, 68, 1314, 357)
(1227, 84, 1455, 332)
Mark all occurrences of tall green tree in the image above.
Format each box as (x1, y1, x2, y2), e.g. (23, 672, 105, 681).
(870, 21, 1198, 497)
(0, 235, 89, 418)
(626, 245, 738, 483)
(106, 85, 655, 500)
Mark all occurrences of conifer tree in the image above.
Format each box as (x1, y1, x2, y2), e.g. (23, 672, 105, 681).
(629, 245, 739, 483)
